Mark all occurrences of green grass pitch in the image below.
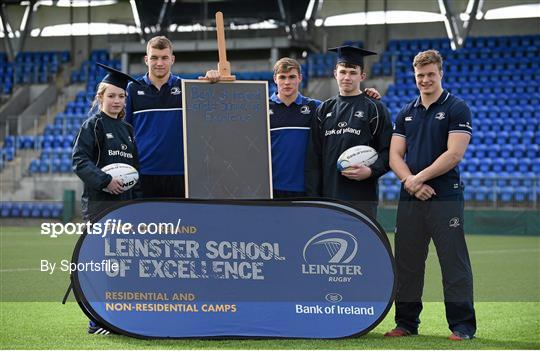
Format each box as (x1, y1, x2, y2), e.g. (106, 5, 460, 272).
(1, 226, 539, 349)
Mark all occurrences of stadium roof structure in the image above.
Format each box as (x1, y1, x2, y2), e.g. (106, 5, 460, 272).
(0, 0, 538, 60)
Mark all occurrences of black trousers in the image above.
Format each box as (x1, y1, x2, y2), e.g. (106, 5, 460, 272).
(273, 189, 306, 199)
(394, 193, 476, 336)
(138, 175, 185, 198)
(347, 200, 378, 220)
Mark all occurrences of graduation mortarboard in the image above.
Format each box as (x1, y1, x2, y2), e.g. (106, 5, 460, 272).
(96, 62, 139, 91)
(329, 45, 377, 68)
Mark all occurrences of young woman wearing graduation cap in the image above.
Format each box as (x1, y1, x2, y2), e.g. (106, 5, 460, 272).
(72, 63, 140, 223)
(72, 63, 140, 335)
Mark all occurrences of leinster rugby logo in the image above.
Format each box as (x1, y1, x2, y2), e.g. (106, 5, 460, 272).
(300, 105, 311, 114)
(435, 112, 446, 120)
(302, 230, 362, 283)
(354, 111, 364, 119)
(170, 87, 181, 95)
(449, 217, 460, 228)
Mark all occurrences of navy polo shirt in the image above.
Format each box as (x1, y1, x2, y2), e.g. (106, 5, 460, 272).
(393, 90, 472, 197)
(269, 92, 321, 192)
(125, 73, 184, 175)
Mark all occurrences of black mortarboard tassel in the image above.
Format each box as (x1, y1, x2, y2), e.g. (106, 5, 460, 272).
(329, 45, 378, 68)
(96, 62, 139, 90)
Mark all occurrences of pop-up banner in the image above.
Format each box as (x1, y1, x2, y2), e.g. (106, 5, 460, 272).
(71, 200, 395, 339)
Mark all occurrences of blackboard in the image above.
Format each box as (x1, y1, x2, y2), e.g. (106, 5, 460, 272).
(182, 80, 272, 199)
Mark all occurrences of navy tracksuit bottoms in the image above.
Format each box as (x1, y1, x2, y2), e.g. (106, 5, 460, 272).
(394, 193, 476, 336)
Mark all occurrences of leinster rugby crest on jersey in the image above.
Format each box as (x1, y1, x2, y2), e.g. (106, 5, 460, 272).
(435, 112, 446, 120)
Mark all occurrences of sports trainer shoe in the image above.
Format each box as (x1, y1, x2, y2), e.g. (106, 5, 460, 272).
(448, 331, 474, 340)
(88, 324, 112, 335)
(384, 327, 414, 337)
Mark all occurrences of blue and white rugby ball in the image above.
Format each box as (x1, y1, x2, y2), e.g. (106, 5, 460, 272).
(101, 163, 139, 193)
(337, 145, 378, 171)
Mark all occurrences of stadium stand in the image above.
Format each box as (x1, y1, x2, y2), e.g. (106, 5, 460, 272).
(13, 49, 280, 180)
(376, 35, 540, 205)
(0, 201, 63, 219)
(1, 35, 539, 213)
(0, 51, 70, 94)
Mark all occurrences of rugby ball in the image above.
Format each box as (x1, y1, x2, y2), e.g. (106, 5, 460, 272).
(101, 163, 139, 193)
(337, 145, 378, 171)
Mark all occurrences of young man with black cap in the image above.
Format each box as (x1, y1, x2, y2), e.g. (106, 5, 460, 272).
(271, 57, 381, 198)
(72, 63, 140, 335)
(305, 46, 392, 217)
(125, 36, 219, 198)
(386, 50, 476, 341)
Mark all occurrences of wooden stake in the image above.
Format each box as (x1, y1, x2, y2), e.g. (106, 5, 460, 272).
(215, 11, 235, 81)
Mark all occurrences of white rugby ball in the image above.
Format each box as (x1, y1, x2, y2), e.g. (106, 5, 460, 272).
(337, 145, 378, 171)
(101, 163, 139, 193)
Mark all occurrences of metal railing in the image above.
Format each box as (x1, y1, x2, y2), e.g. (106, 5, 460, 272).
(379, 174, 539, 209)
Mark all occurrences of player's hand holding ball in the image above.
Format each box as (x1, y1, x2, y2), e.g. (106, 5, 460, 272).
(337, 145, 377, 181)
(101, 163, 139, 194)
(106, 178, 124, 195)
(341, 165, 372, 181)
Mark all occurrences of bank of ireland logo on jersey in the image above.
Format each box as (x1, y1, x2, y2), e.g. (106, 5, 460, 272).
(301, 230, 362, 283)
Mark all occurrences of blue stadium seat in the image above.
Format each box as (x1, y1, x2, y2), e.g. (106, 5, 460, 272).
(500, 144, 513, 158)
(4, 147, 15, 161)
(39, 160, 50, 173)
(526, 144, 539, 158)
(466, 158, 479, 172)
(470, 171, 482, 187)
(496, 172, 510, 187)
(60, 159, 71, 173)
(479, 159, 492, 173)
(487, 144, 500, 158)
(532, 158, 540, 173)
(522, 172, 536, 187)
(523, 131, 534, 144)
(29, 159, 40, 174)
(499, 186, 514, 203)
(482, 172, 497, 187)
(21, 203, 32, 217)
(474, 186, 494, 202)
(518, 159, 531, 173)
(474, 144, 487, 158)
(31, 204, 43, 218)
(10, 203, 22, 217)
(491, 158, 504, 173)
(51, 159, 62, 173)
(52, 203, 63, 218)
(504, 158, 518, 173)
(1, 202, 13, 217)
